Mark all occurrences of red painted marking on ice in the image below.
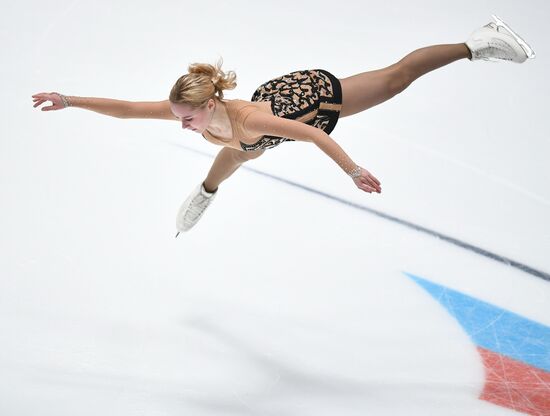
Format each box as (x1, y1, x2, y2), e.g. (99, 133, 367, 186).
(478, 347, 550, 416)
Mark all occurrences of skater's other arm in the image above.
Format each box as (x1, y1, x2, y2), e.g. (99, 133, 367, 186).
(32, 93, 178, 121)
(243, 112, 381, 193)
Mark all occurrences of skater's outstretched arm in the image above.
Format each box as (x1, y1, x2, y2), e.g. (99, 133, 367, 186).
(32, 93, 178, 121)
(243, 111, 381, 194)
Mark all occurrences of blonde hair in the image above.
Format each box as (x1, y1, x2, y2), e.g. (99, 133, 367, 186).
(169, 59, 237, 108)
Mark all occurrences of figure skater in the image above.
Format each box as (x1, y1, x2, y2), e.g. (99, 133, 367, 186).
(32, 15, 534, 235)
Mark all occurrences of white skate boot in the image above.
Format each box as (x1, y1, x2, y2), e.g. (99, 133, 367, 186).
(466, 15, 535, 63)
(175, 183, 217, 236)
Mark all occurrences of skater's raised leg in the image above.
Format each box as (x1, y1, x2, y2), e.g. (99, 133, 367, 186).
(339, 43, 470, 117)
(339, 15, 534, 118)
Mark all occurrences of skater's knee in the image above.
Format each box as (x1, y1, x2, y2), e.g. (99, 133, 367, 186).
(237, 149, 265, 163)
(387, 64, 413, 97)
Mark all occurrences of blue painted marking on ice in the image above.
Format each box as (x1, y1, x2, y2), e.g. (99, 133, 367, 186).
(405, 272, 550, 373)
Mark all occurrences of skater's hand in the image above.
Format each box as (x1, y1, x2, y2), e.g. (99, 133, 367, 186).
(352, 166, 381, 194)
(32, 92, 67, 111)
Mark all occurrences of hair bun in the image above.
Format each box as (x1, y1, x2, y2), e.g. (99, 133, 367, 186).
(170, 58, 237, 106)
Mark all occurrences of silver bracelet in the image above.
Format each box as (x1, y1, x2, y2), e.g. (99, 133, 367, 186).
(57, 93, 71, 108)
(348, 166, 362, 179)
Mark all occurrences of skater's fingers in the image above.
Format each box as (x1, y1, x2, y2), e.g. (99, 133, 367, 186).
(360, 178, 372, 190)
(361, 176, 380, 192)
(357, 182, 374, 193)
(363, 173, 382, 192)
(361, 176, 375, 187)
(370, 174, 381, 186)
(33, 93, 52, 101)
(33, 99, 47, 108)
(362, 170, 379, 185)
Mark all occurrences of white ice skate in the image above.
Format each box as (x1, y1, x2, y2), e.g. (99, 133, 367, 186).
(175, 183, 217, 236)
(466, 15, 535, 63)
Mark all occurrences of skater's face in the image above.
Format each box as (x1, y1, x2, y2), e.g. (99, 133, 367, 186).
(170, 100, 214, 134)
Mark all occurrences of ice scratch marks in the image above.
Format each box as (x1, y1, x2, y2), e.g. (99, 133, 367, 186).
(478, 348, 550, 416)
(406, 273, 550, 415)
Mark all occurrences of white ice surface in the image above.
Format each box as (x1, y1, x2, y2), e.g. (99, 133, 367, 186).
(1, 1, 549, 415)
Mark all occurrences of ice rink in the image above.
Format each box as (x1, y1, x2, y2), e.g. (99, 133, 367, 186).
(1, 1, 549, 415)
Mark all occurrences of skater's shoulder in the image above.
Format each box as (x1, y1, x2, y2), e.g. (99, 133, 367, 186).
(225, 99, 273, 122)
(225, 99, 256, 112)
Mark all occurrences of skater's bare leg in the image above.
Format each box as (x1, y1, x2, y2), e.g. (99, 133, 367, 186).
(203, 148, 264, 193)
(339, 43, 471, 117)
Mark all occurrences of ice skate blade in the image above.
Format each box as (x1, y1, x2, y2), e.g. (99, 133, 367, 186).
(491, 14, 536, 59)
